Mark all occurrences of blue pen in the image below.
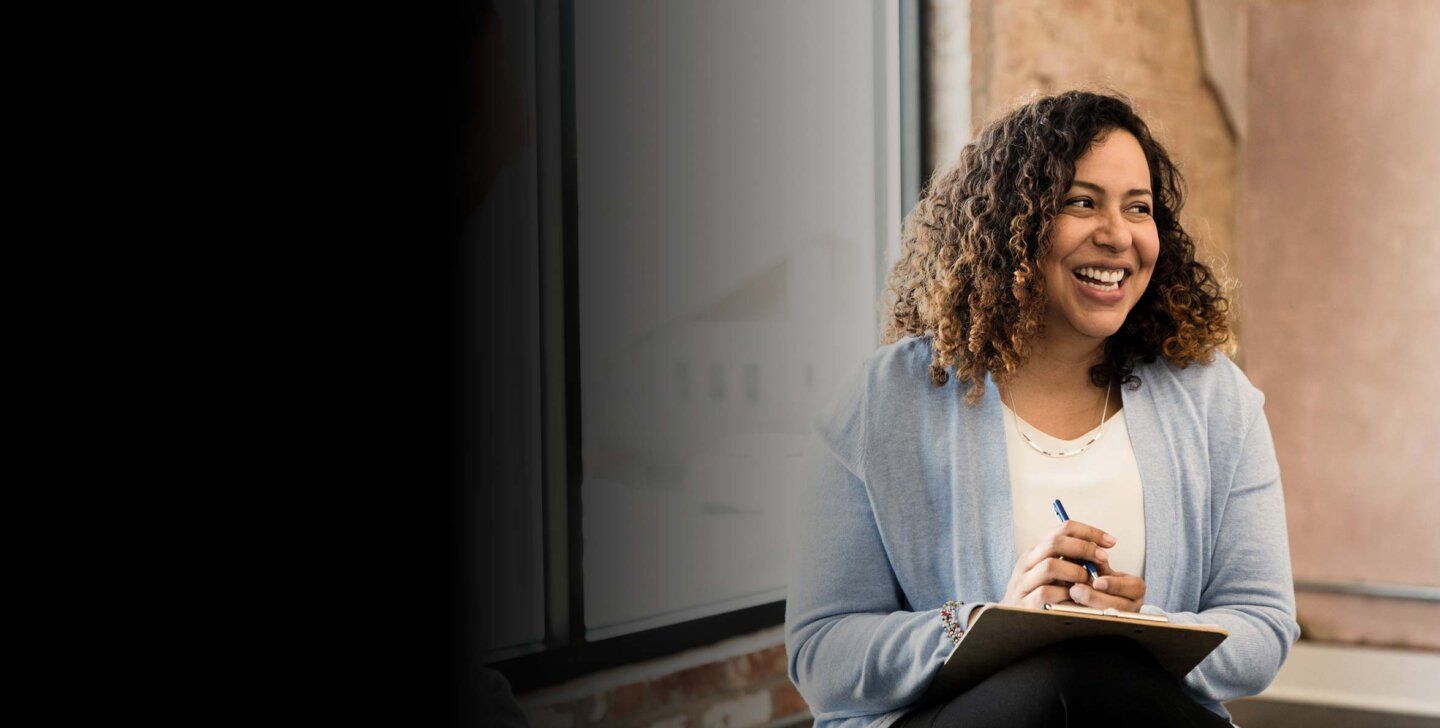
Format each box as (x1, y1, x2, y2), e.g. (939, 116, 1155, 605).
(1052, 499, 1100, 580)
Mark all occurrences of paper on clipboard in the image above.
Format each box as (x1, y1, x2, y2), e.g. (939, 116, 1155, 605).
(919, 605, 1229, 704)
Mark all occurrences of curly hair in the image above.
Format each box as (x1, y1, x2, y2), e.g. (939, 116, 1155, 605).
(881, 90, 1232, 404)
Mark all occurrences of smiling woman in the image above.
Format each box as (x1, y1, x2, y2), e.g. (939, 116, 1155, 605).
(883, 92, 1231, 408)
(1042, 130, 1160, 346)
(784, 91, 1298, 728)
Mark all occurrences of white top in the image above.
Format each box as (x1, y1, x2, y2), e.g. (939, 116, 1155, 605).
(1000, 401, 1146, 578)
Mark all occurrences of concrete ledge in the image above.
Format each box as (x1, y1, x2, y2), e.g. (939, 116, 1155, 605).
(1255, 642, 1440, 717)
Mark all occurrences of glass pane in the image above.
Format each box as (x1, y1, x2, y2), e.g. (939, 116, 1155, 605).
(575, 0, 888, 638)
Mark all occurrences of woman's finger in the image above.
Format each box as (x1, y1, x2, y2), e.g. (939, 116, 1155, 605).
(1068, 582, 1142, 611)
(1013, 557, 1092, 596)
(1092, 573, 1147, 602)
(1093, 557, 1117, 577)
(1021, 584, 1074, 610)
(1057, 520, 1117, 549)
(1016, 520, 1115, 573)
(1049, 535, 1112, 569)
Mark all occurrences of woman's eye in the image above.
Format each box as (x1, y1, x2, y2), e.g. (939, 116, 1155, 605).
(1129, 203, 1152, 215)
(1065, 197, 1094, 209)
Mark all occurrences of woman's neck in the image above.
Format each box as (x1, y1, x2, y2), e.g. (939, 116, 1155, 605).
(1010, 335, 1107, 398)
(999, 335, 1117, 438)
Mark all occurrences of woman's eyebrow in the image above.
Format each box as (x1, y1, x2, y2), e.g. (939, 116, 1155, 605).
(1071, 179, 1153, 197)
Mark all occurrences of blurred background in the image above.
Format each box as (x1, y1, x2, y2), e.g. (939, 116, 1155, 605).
(455, 1, 1440, 726)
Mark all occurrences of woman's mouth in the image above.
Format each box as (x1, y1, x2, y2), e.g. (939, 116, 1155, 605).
(1072, 266, 1126, 293)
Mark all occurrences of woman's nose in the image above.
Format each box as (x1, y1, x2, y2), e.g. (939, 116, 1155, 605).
(1092, 209, 1133, 251)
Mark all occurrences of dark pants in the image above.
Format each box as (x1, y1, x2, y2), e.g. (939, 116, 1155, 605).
(893, 637, 1234, 728)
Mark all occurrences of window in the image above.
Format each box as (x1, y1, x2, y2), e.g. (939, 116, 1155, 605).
(461, 0, 930, 691)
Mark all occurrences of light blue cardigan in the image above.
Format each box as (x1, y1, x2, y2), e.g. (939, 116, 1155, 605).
(785, 335, 1300, 727)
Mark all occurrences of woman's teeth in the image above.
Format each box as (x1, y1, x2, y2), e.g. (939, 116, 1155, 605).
(1074, 266, 1124, 292)
(1076, 267, 1125, 283)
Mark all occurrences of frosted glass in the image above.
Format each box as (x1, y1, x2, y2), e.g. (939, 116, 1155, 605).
(575, 0, 889, 638)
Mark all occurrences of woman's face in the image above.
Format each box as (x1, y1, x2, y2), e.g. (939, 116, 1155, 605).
(1040, 129, 1160, 344)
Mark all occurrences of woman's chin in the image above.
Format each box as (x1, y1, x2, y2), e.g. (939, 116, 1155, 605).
(1058, 315, 1127, 342)
(1046, 293, 1138, 344)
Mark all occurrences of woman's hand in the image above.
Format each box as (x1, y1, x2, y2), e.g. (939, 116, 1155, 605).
(1001, 520, 1117, 609)
(1068, 568, 1146, 612)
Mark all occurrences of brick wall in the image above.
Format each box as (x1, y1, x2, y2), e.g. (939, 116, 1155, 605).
(520, 641, 811, 728)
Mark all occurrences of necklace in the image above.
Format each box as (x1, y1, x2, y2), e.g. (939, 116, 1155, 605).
(1006, 382, 1111, 458)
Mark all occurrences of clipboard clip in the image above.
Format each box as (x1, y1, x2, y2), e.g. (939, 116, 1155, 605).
(1043, 603, 1170, 623)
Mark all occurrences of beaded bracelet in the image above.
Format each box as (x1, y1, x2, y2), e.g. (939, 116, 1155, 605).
(938, 599, 965, 646)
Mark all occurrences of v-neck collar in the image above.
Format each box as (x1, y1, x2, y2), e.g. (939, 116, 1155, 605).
(976, 368, 1178, 607)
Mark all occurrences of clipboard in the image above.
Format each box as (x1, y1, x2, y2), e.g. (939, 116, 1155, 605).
(919, 605, 1228, 703)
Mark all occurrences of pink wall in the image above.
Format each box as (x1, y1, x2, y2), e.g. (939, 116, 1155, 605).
(1240, 0, 1440, 649)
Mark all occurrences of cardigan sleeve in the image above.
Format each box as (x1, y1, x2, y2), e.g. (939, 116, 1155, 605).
(783, 362, 984, 721)
(784, 435, 980, 721)
(1139, 401, 1301, 703)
